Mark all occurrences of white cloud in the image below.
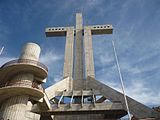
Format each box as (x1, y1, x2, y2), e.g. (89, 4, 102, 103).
(98, 53, 114, 66)
(126, 79, 160, 105)
(40, 49, 63, 86)
(40, 50, 62, 66)
(93, 38, 160, 106)
(97, 69, 160, 105)
(96, 59, 160, 106)
(0, 49, 64, 87)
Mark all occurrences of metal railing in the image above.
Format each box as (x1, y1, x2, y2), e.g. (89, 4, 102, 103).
(0, 80, 44, 92)
(1, 59, 48, 72)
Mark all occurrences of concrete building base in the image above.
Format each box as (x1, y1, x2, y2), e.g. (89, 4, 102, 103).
(0, 95, 29, 120)
(53, 114, 117, 120)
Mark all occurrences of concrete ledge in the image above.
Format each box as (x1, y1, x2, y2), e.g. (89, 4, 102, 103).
(45, 27, 66, 36)
(0, 86, 44, 103)
(39, 103, 127, 118)
(0, 61, 48, 83)
(52, 103, 124, 111)
(85, 25, 113, 35)
(55, 90, 101, 97)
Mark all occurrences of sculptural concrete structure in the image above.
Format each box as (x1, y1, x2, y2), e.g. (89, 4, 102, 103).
(0, 13, 160, 120)
(0, 43, 48, 120)
(41, 13, 160, 119)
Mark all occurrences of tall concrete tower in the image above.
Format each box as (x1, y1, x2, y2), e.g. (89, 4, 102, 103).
(38, 13, 160, 120)
(0, 43, 48, 120)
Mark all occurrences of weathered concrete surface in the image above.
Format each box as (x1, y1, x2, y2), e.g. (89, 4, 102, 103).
(44, 103, 125, 113)
(88, 24, 113, 35)
(74, 13, 84, 80)
(33, 78, 72, 118)
(84, 27, 95, 78)
(45, 77, 72, 99)
(20, 42, 41, 61)
(63, 27, 74, 78)
(0, 72, 34, 119)
(0, 43, 46, 120)
(25, 102, 40, 120)
(86, 77, 160, 119)
(52, 114, 118, 120)
(54, 90, 101, 96)
(45, 27, 67, 36)
(41, 13, 159, 120)
(43, 77, 160, 119)
(0, 95, 28, 120)
(45, 26, 74, 79)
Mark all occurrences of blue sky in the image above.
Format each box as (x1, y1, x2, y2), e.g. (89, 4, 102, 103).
(0, 0, 160, 107)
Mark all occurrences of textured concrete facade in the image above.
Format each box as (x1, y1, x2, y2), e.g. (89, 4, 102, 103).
(25, 102, 40, 120)
(63, 27, 74, 78)
(20, 43, 41, 61)
(0, 43, 48, 120)
(45, 26, 75, 79)
(1, 12, 159, 120)
(74, 13, 83, 80)
(43, 13, 160, 120)
(84, 27, 95, 78)
(0, 95, 29, 120)
(0, 43, 40, 119)
(86, 77, 160, 118)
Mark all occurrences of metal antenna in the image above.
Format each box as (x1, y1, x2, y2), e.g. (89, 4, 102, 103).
(111, 39, 132, 120)
(0, 46, 4, 55)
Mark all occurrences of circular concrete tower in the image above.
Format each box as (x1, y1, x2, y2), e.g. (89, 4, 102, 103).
(0, 43, 48, 120)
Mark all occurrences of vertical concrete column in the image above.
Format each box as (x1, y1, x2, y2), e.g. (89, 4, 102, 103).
(74, 13, 83, 80)
(0, 73, 34, 120)
(84, 27, 95, 78)
(0, 95, 29, 120)
(63, 27, 74, 78)
(0, 43, 41, 120)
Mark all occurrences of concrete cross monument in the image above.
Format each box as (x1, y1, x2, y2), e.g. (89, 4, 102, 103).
(45, 13, 112, 89)
(38, 13, 160, 120)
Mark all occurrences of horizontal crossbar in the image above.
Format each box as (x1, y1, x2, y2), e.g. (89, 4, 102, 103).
(55, 90, 101, 97)
(45, 24, 113, 37)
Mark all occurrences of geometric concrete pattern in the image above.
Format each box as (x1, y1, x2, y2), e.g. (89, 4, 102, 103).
(43, 13, 160, 120)
(0, 13, 160, 120)
(0, 43, 48, 119)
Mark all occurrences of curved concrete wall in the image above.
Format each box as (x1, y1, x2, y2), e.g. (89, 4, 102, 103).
(10, 73, 34, 87)
(20, 42, 41, 61)
(0, 42, 42, 120)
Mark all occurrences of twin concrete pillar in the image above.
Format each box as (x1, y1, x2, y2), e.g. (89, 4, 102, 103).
(74, 13, 84, 80)
(0, 43, 41, 120)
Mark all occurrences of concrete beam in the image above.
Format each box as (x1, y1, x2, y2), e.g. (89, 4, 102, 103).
(53, 114, 119, 120)
(45, 77, 72, 100)
(45, 27, 67, 37)
(55, 90, 101, 97)
(25, 102, 40, 120)
(87, 24, 113, 35)
(86, 77, 160, 119)
(84, 27, 95, 78)
(96, 96, 107, 103)
(74, 13, 83, 80)
(63, 27, 74, 78)
(41, 103, 125, 115)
